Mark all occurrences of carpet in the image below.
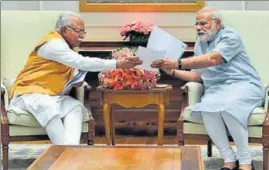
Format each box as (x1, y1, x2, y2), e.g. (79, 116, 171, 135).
(2, 144, 263, 170)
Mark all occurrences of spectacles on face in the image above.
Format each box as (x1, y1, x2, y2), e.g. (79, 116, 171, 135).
(67, 26, 86, 35)
(194, 21, 208, 27)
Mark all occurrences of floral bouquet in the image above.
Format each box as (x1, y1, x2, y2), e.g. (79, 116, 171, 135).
(98, 47, 159, 90)
(120, 20, 154, 42)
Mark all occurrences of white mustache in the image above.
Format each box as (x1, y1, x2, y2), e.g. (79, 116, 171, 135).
(198, 31, 206, 34)
(78, 38, 84, 42)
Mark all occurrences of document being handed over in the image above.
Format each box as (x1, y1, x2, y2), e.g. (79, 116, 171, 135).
(136, 46, 165, 71)
(147, 26, 188, 60)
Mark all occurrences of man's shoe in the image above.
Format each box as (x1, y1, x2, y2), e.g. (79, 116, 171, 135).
(220, 168, 234, 170)
(220, 160, 239, 170)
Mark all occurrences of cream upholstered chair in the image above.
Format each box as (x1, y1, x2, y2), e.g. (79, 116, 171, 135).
(177, 10, 269, 170)
(1, 11, 94, 170)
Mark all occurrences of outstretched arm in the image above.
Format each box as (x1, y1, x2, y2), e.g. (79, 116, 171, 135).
(163, 69, 202, 83)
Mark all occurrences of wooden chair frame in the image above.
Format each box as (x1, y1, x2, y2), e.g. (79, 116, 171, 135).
(1, 85, 95, 170)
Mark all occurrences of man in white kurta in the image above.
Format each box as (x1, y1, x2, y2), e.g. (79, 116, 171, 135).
(9, 11, 142, 145)
(151, 8, 263, 170)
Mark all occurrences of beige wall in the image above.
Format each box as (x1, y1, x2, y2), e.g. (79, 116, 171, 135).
(80, 12, 197, 41)
(2, 1, 269, 41)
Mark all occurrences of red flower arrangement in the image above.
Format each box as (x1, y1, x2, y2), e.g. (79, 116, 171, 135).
(98, 47, 159, 90)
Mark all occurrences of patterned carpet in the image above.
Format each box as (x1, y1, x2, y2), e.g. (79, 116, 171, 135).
(2, 144, 263, 170)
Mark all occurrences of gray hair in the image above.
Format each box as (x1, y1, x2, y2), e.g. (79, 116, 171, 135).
(55, 11, 82, 31)
(198, 7, 223, 24)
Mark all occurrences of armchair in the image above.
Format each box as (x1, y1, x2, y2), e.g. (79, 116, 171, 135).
(1, 11, 95, 170)
(177, 10, 269, 170)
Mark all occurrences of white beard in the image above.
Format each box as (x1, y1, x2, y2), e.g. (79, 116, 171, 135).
(198, 26, 218, 42)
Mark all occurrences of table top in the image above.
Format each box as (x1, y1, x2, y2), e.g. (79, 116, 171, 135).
(97, 85, 173, 93)
(27, 145, 204, 170)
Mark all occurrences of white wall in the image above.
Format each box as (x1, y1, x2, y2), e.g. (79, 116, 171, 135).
(1, 1, 268, 41)
(2, 1, 269, 11)
(1, 1, 40, 10)
(206, 1, 244, 10)
(246, 1, 269, 10)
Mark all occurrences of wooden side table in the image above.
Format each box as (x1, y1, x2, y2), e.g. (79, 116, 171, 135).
(97, 86, 173, 146)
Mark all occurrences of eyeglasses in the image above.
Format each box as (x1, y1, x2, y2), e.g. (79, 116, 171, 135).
(67, 26, 86, 35)
(194, 21, 208, 27)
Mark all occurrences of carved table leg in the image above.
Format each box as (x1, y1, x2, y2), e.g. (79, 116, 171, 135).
(103, 103, 111, 145)
(111, 111, 116, 145)
(158, 104, 165, 146)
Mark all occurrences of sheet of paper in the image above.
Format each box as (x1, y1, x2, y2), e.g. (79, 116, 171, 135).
(136, 46, 165, 71)
(147, 25, 188, 60)
(62, 70, 87, 95)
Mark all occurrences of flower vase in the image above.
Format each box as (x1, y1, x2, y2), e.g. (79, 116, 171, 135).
(129, 34, 149, 46)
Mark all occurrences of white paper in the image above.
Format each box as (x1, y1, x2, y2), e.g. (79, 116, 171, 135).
(62, 70, 87, 94)
(136, 46, 165, 71)
(147, 26, 188, 60)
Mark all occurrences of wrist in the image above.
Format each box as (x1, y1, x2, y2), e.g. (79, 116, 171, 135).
(116, 60, 121, 68)
(177, 59, 182, 70)
(171, 69, 176, 76)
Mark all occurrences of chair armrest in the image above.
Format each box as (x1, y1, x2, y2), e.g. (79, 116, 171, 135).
(182, 82, 204, 106)
(264, 85, 269, 113)
(83, 85, 92, 112)
(179, 82, 204, 121)
(263, 85, 269, 126)
(73, 82, 90, 104)
(1, 86, 8, 125)
(73, 82, 92, 116)
(1, 87, 5, 98)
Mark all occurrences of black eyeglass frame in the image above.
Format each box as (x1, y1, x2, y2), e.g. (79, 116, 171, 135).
(67, 25, 87, 35)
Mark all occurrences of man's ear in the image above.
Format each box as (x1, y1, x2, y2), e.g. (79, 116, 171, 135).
(216, 20, 222, 29)
(60, 27, 68, 37)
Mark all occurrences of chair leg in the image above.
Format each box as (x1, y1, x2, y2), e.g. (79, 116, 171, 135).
(2, 142, 9, 170)
(263, 147, 269, 170)
(87, 117, 95, 145)
(207, 140, 212, 157)
(177, 119, 184, 146)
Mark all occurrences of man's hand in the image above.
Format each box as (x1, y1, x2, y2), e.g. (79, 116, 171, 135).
(116, 56, 142, 69)
(151, 58, 178, 69)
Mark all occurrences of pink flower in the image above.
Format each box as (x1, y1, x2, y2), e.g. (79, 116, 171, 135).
(119, 20, 154, 37)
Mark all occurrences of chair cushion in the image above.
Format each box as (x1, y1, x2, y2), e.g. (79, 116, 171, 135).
(183, 106, 266, 126)
(9, 122, 89, 136)
(2, 78, 90, 127)
(183, 122, 262, 138)
(7, 106, 90, 127)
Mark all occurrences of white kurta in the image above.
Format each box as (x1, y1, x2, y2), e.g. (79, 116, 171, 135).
(10, 38, 117, 127)
(191, 27, 265, 129)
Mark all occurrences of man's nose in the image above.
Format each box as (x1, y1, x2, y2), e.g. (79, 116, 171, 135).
(80, 33, 85, 39)
(195, 24, 202, 30)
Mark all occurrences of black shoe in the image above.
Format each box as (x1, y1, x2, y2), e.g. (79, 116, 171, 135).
(220, 160, 239, 170)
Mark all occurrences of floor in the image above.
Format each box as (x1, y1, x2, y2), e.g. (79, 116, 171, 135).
(7, 136, 263, 170)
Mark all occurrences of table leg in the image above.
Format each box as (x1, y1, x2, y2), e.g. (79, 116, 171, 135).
(158, 104, 165, 146)
(111, 111, 116, 145)
(103, 103, 111, 145)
